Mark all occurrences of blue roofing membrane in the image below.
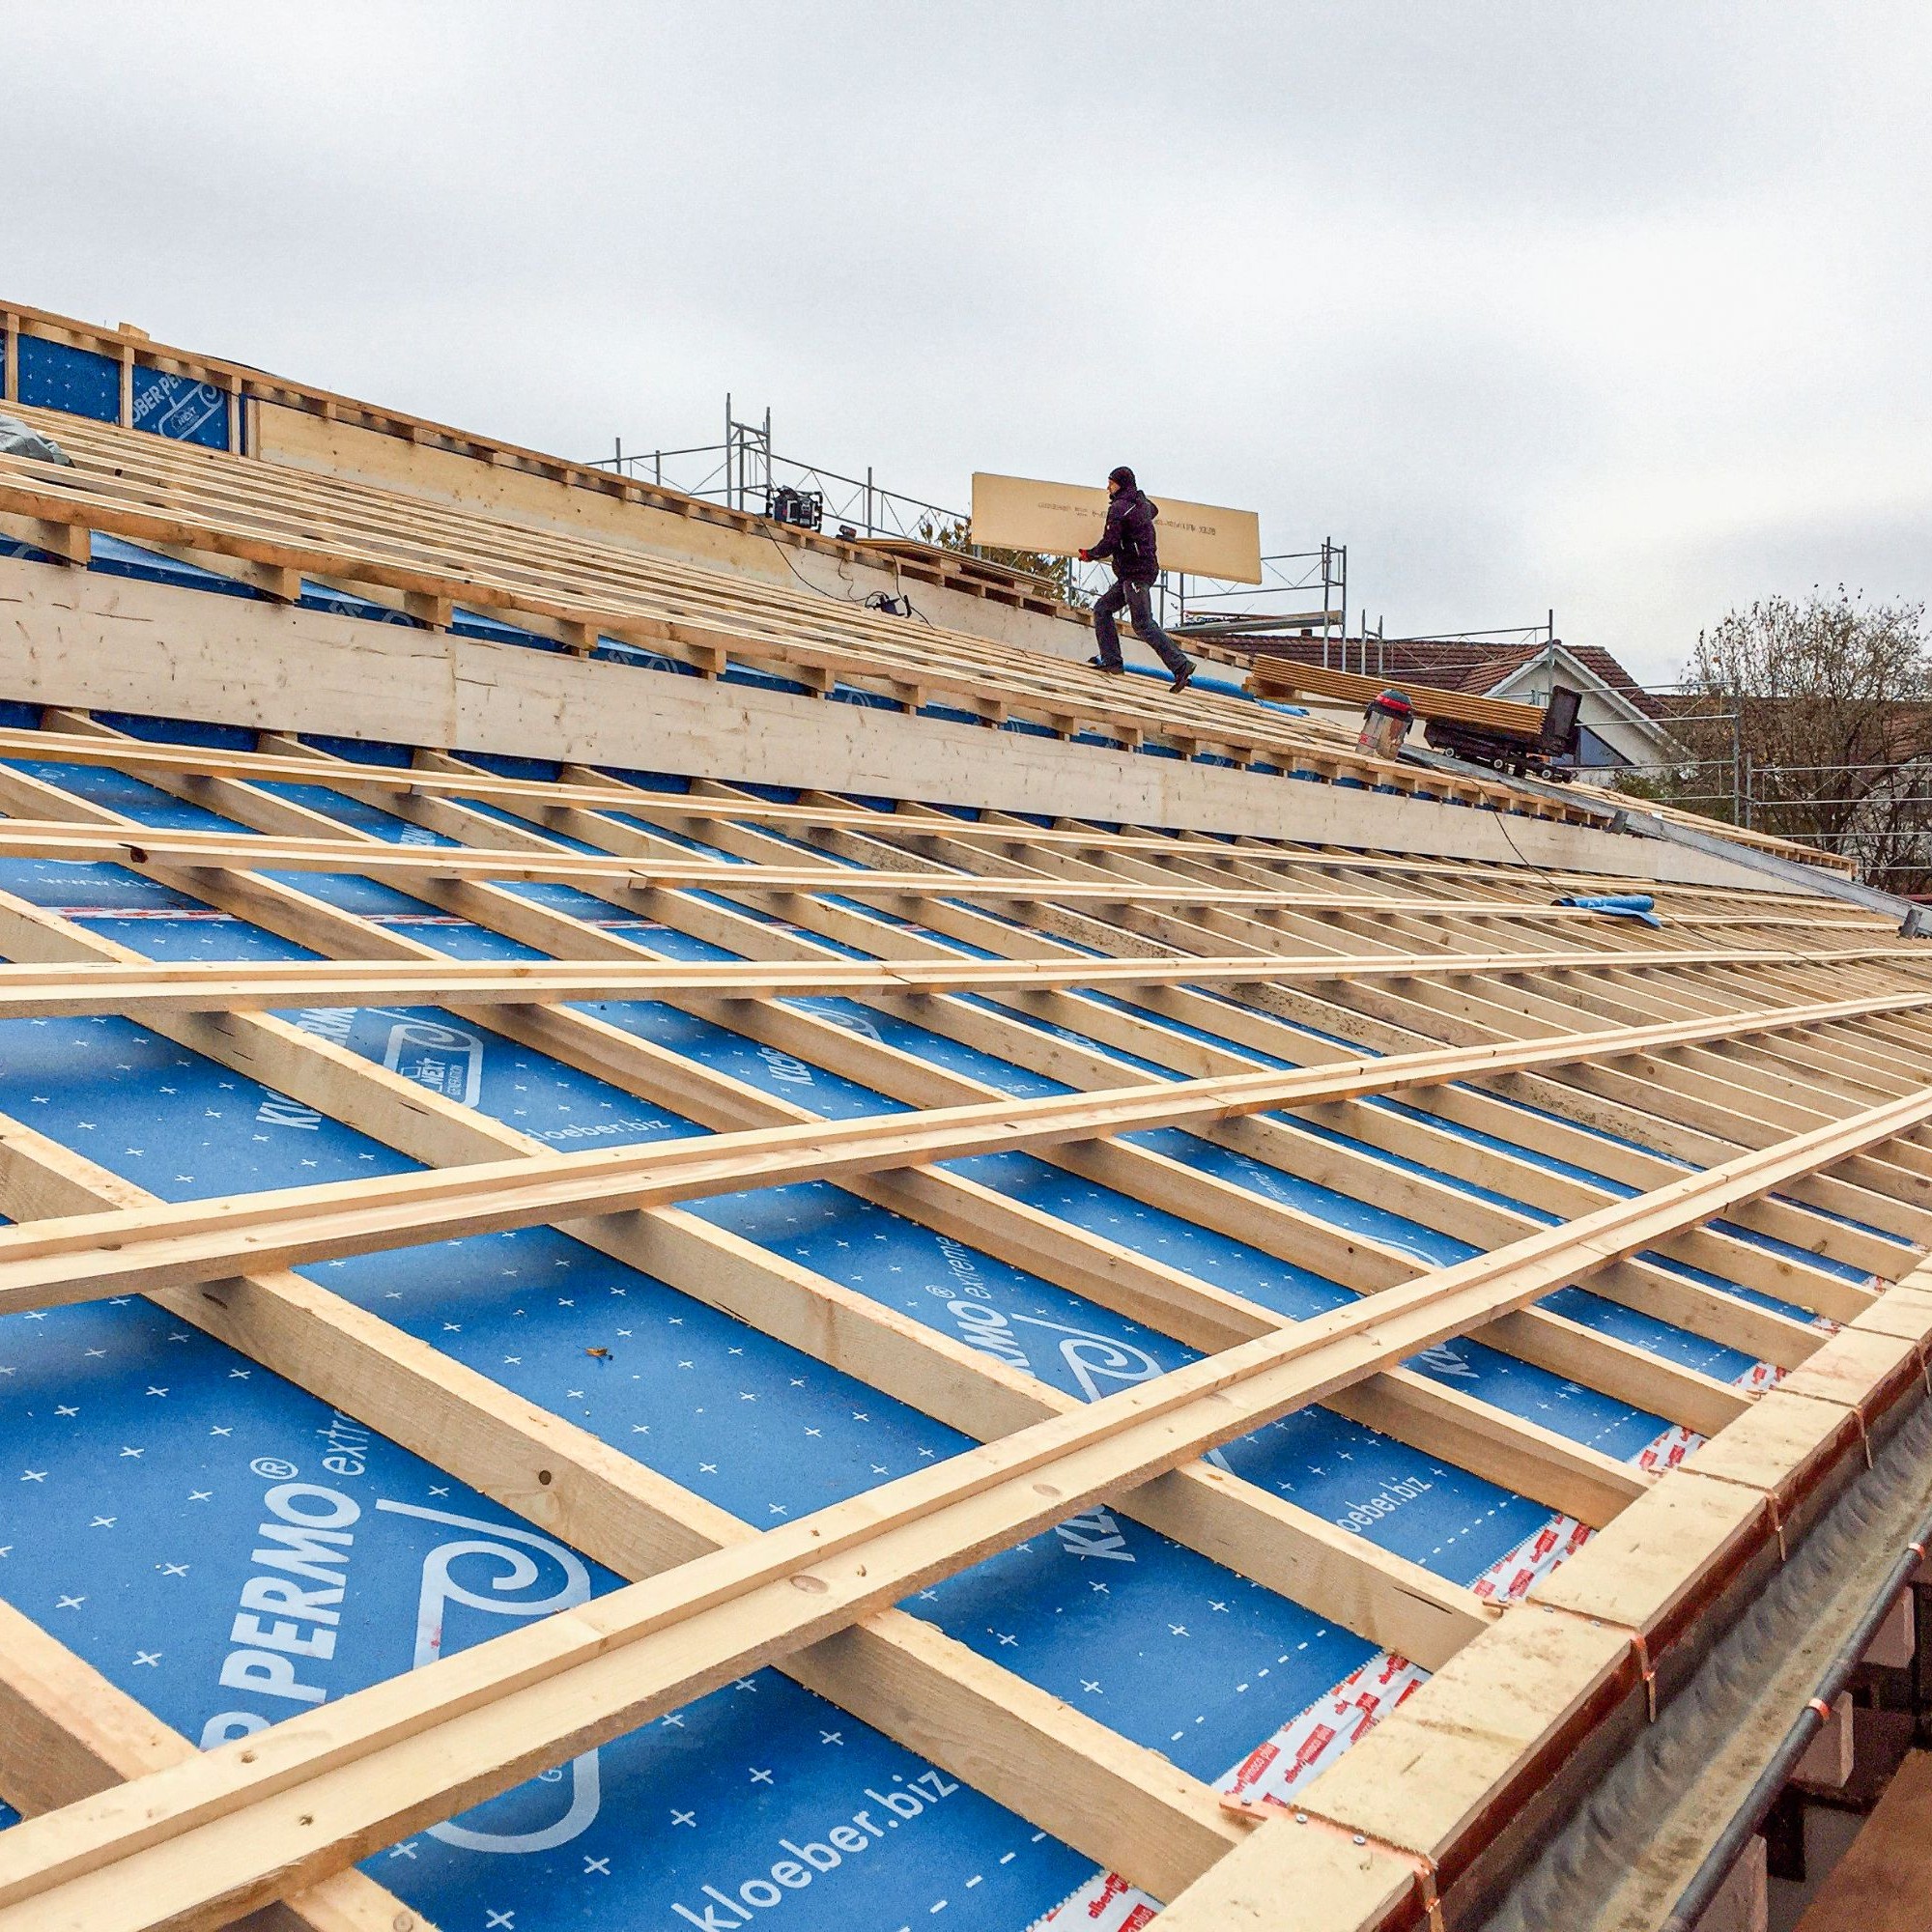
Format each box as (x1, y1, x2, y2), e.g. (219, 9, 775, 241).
(0, 701, 1863, 1932)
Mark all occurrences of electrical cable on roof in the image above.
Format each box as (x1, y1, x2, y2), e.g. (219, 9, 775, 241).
(1488, 793, 1563, 881)
(760, 526, 935, 625)
(760, 525, 870, 608)
(877, 554, 936, 627)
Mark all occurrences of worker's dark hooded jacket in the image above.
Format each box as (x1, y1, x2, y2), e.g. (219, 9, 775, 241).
(1089, 487, 1161, 583)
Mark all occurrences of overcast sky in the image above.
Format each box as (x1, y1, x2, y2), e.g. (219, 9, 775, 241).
(6, 4, 1928, 683)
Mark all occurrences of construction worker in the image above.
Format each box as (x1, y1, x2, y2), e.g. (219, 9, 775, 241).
(1079, 466, 1195, 694)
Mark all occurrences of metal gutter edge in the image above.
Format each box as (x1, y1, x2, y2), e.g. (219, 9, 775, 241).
(1402, 743, 1927, 935)
(1479, 1392, 1932, 1932)
(1609, 808, 1932, 937)
(1397, 745, 1625, 826)
(1657, 1510, 1932, 1932)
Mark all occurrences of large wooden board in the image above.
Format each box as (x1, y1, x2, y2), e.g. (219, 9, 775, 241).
(971, 471, 1264, 582)
(0, 559, 1803, 891)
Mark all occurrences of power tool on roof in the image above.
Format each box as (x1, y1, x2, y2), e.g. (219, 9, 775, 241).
(1355, 687, 1414, 760)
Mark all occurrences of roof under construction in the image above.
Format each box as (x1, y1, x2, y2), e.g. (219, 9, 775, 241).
(1, 299, 1929, 1932)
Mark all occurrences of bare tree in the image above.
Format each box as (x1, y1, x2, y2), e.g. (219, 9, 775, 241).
(917, 517, 1087, 608)
(1661, 588, 1932, 886)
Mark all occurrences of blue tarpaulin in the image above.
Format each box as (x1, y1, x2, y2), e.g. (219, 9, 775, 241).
(1555, 893, 1661, 927)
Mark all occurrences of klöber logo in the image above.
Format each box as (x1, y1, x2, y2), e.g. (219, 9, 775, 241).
(378, 1498, 602, 1853)
(380, 1015, 484, 1108)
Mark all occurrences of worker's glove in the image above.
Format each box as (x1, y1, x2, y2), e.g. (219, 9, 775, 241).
(1077, 549, 1091, 561)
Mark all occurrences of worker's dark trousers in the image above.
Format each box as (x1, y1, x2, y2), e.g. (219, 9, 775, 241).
(1093, 578, 1192, 676)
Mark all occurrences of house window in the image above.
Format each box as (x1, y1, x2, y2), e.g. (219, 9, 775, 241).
(1573, 725, 1628, 770)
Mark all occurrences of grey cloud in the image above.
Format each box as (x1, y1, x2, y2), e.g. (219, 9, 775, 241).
(5, 1, 1928, 686)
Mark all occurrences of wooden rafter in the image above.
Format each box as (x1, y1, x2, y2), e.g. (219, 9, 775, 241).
(0, 1598, 424, 1932)
(3, 816, 1872, 926)
(0, 949, 1920, 1018)
(0, 986, 1919, 1313)
(0, 723, 1636, 856)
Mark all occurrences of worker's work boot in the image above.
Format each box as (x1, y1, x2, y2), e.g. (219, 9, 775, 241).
(1168, 659, 1194, 695)
(1088, 656, 1125, 674)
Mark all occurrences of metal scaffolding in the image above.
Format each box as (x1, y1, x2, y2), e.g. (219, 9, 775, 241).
(589, 397, 966, 542)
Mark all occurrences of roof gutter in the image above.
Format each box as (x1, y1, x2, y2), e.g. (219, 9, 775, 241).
(1610, 807, 1932, 937)
(1477, 1380, 1932, 1932)
(1395, 744, 1928, 933)
(1658, 1517, 1931, 1932)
